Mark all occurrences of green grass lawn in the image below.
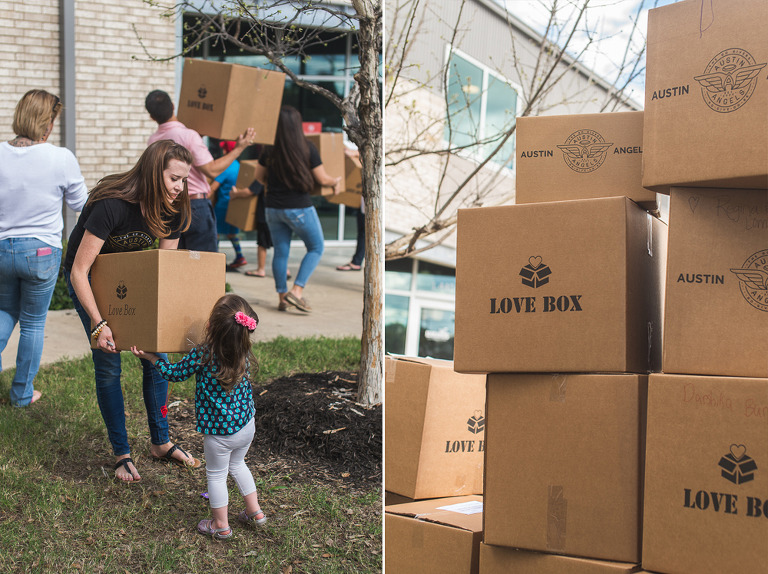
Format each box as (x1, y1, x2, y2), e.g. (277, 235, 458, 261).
(0, 336, 381, 573)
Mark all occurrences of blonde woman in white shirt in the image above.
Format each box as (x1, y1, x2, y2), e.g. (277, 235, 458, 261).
(0, 89, 87, 406)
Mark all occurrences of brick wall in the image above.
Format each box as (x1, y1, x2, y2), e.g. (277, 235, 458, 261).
(0, 1, 62, 141)
(75, 0, 176, 184)
(0, 0, 177, 188)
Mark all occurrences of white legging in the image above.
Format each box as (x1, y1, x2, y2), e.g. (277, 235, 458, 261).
(203, 417, 257, 509)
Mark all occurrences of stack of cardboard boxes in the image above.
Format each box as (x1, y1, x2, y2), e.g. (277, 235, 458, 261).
(639, 1, 768, 573)
(453, 111, 666, 572)
(447, 1, 768, 573)
(384, 356, 486, 573)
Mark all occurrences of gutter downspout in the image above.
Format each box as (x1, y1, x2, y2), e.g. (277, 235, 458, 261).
(60, 0, 77, 239)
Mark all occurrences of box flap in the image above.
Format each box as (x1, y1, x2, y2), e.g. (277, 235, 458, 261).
(385, 495, 483, 533)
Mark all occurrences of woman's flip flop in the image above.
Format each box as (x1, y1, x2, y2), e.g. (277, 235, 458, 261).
(153, 444, 201, 468)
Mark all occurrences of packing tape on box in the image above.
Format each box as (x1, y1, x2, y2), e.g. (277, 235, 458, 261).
(410, 521, 424, 548)
(547, 485, 567, 552)
(385, 359, 396, 384)
(647, 322, 654, 369)
(549, 374, 567, 403)
(188, 250, 201, 260)
(646, 213, 654, 257)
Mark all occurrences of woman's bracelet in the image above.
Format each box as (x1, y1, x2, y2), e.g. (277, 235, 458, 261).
(91, 320, 107, 339)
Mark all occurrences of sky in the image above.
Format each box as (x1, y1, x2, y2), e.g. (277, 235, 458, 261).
(501, 0, 679, 108)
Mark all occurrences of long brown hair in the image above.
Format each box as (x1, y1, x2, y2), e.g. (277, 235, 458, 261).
(87, 140, 192, 238)
(12, 89, 62, 141)
(265, 106, 315, 193)
(199, 294, 259, 392)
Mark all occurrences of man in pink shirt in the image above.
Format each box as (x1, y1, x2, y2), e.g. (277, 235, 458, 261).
(145, 90, 254, 252)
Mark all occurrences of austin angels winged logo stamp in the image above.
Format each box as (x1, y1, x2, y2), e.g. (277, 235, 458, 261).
(694, 48, 766, 113)
(556, 129, 613, 173)
(730, 249, 768, 312)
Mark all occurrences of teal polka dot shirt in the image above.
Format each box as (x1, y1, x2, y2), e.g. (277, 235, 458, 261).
(154, 346, 255, 435)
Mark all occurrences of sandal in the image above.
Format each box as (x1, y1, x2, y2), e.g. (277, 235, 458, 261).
(336, 262, 361, 271)
(153, 444, 201, 469)
(246, 269, 292, 279)
(284, 292, 312, 313)
(114, 457, 141, 482)
(238, 508, 268, 526)
(197, 519, 233, 540)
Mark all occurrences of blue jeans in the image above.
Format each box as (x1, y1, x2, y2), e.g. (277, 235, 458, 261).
(64, 270, 170, 456)
(0, 238, 61, 406)
(265, 206, 324, 293)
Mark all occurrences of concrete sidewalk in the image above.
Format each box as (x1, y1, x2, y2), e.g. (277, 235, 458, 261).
(1, 244, 365, 370)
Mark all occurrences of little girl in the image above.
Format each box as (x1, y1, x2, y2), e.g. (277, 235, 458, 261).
(131, 293, 267, 540)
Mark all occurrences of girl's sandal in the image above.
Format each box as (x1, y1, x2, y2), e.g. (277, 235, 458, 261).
(238, 508, 268, 526)
(197, 519, 233, 540)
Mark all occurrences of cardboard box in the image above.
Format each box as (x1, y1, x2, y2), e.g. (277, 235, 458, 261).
(643, 374, 768, 574)
(642, 0, 768, 192)
(483, 373, 647, 563)
(454, 197, 667, 374)
(306, 133, 345, 196)
(385, 356, 486, 500)
(384, 491, 415, 506)
(235, 159, 260, 189)
(663, 187, 768, 378)
(177, 58, 285, 142)
(326, 154, 363, 208)
(480, 544, 640, 574)
(385, 496, 483, 574)
(225, 195, 258, 232)
(344, 154, 362, 193)
(90, 250, 226, 353)
(516, 112, 657, 211)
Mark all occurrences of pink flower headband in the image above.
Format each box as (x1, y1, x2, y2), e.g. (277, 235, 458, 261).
(234, 311, 258, 331)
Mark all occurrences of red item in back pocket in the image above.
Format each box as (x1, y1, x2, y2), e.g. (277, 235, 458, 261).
(37, 247, 52, 256)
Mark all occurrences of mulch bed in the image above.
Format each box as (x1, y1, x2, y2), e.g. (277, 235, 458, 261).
(168, 371, 382, 489)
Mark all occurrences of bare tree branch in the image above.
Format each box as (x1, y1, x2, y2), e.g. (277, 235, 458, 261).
(384, 0, 646, 260)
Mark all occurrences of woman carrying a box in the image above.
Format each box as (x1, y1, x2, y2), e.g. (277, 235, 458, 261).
(249, 106, 341, 313)
(0, 89, 88, 407)
(63, 139, 200, 483)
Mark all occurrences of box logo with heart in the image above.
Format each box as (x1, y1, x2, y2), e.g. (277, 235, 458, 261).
(719, 444, 758, 485)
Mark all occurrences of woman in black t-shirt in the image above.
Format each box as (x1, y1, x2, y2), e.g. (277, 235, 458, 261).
(249, 106, 340, 313)
(64, 139, 198, 482)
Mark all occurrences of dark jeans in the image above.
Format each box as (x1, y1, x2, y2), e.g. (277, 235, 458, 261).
(65, 270, 170, 456)
(351, 210, 365, 266)
(180, 198, 218, 253)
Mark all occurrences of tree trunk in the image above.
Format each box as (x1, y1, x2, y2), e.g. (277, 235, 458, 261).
(352, 0, 383, 407)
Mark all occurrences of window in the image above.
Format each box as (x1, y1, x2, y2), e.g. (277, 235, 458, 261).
(385, 258, 457, 359)
(445, 49, 519, 168)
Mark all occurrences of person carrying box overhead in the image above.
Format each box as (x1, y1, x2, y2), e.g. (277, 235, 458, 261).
(245, 106, 341, 313)
(145, 90, 254, 253)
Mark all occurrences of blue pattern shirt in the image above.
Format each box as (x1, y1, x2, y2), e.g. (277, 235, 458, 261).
(154, 347, 255, 436)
